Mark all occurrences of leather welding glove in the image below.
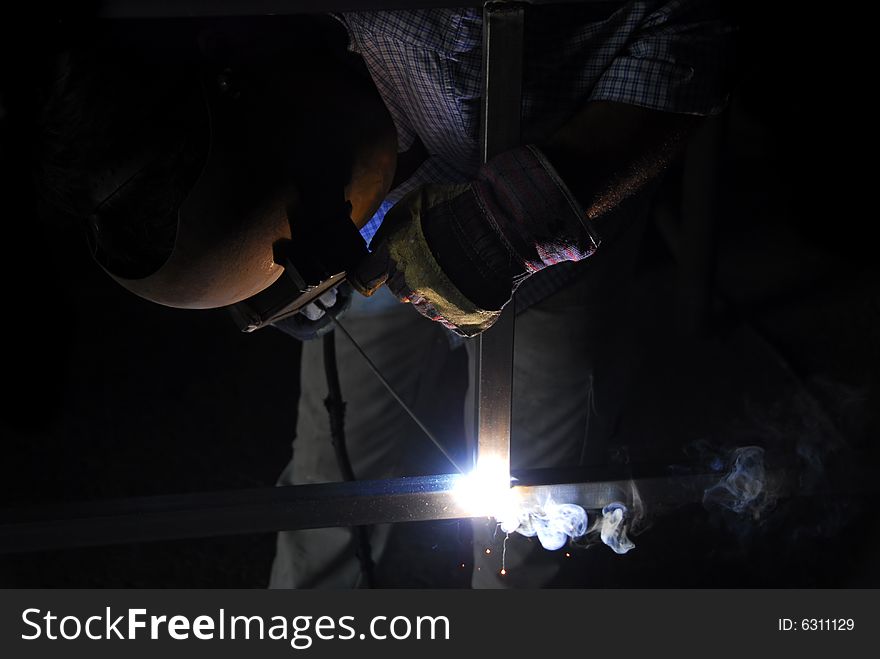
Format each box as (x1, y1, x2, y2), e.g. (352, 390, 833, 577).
(350, 145, 600, 337)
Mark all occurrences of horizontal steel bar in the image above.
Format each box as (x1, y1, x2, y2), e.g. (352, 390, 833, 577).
(0, 475, 467, 554)
(0, 469, 724, 554)
(97, 0, 623, 18)
(515, 472, 720, 512)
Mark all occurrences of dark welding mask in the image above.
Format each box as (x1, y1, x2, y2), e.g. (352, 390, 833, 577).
(88, 51, 369, 331)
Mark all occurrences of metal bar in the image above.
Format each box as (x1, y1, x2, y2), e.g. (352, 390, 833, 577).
(516, 473, 721, 513)
(97, 0, 620, 18)
(0, 469, 725, 554)
(480, 2, 525, 163)
(0, 475, 467, 554)
(471, 308, 514, 473)
(472, 2, 525, 481)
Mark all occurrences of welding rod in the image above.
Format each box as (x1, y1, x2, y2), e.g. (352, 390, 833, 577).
(328, 313, 466, 474)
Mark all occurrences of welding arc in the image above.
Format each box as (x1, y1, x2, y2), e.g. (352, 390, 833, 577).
(327, 313, 465, 474)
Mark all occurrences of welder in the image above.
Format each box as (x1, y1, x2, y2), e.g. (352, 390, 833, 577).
(37, 2, 731, 588)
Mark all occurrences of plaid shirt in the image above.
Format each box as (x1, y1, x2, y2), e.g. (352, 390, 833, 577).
(342, 0, 731, 312)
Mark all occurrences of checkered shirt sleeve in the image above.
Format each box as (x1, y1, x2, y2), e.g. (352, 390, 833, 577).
(342, 1, 732, 313)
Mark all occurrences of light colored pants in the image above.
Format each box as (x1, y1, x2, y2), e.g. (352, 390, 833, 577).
(269, 287, 461, 588)
(270, 195, 648, 589)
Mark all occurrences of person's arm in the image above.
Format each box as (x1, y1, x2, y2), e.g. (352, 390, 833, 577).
(351, 0, 733, 337)
(540, 100, 698, 224)
(350, 103, 696, 337)
(349, 105, 693, 337)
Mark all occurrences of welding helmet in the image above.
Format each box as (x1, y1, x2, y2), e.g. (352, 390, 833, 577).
(86, 28, 370, 331)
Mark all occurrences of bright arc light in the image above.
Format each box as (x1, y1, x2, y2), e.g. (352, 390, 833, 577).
(452, 456, 518, 526)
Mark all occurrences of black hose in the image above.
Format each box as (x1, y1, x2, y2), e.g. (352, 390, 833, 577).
(322, 330, 376, 588)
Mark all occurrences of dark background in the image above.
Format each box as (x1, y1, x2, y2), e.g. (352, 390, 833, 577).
(1, 2, 877, 587)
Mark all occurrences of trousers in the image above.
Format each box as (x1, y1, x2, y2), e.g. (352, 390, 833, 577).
(269, 192, 649, 589)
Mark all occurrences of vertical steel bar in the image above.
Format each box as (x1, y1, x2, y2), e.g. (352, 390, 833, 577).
(480, 2, 526, 163)
(473, 2, 524, 480)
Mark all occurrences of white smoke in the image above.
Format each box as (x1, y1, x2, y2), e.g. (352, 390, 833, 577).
(501, 496, 589, 551)
(703, 446, 776, 518)
(598, 503, 636, 554)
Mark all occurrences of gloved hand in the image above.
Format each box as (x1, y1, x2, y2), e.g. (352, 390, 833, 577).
(272, 285, 352, 341)
(350, 145, 601, 337)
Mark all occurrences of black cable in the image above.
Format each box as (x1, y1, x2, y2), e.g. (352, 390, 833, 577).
(322, 330, 376, 588)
